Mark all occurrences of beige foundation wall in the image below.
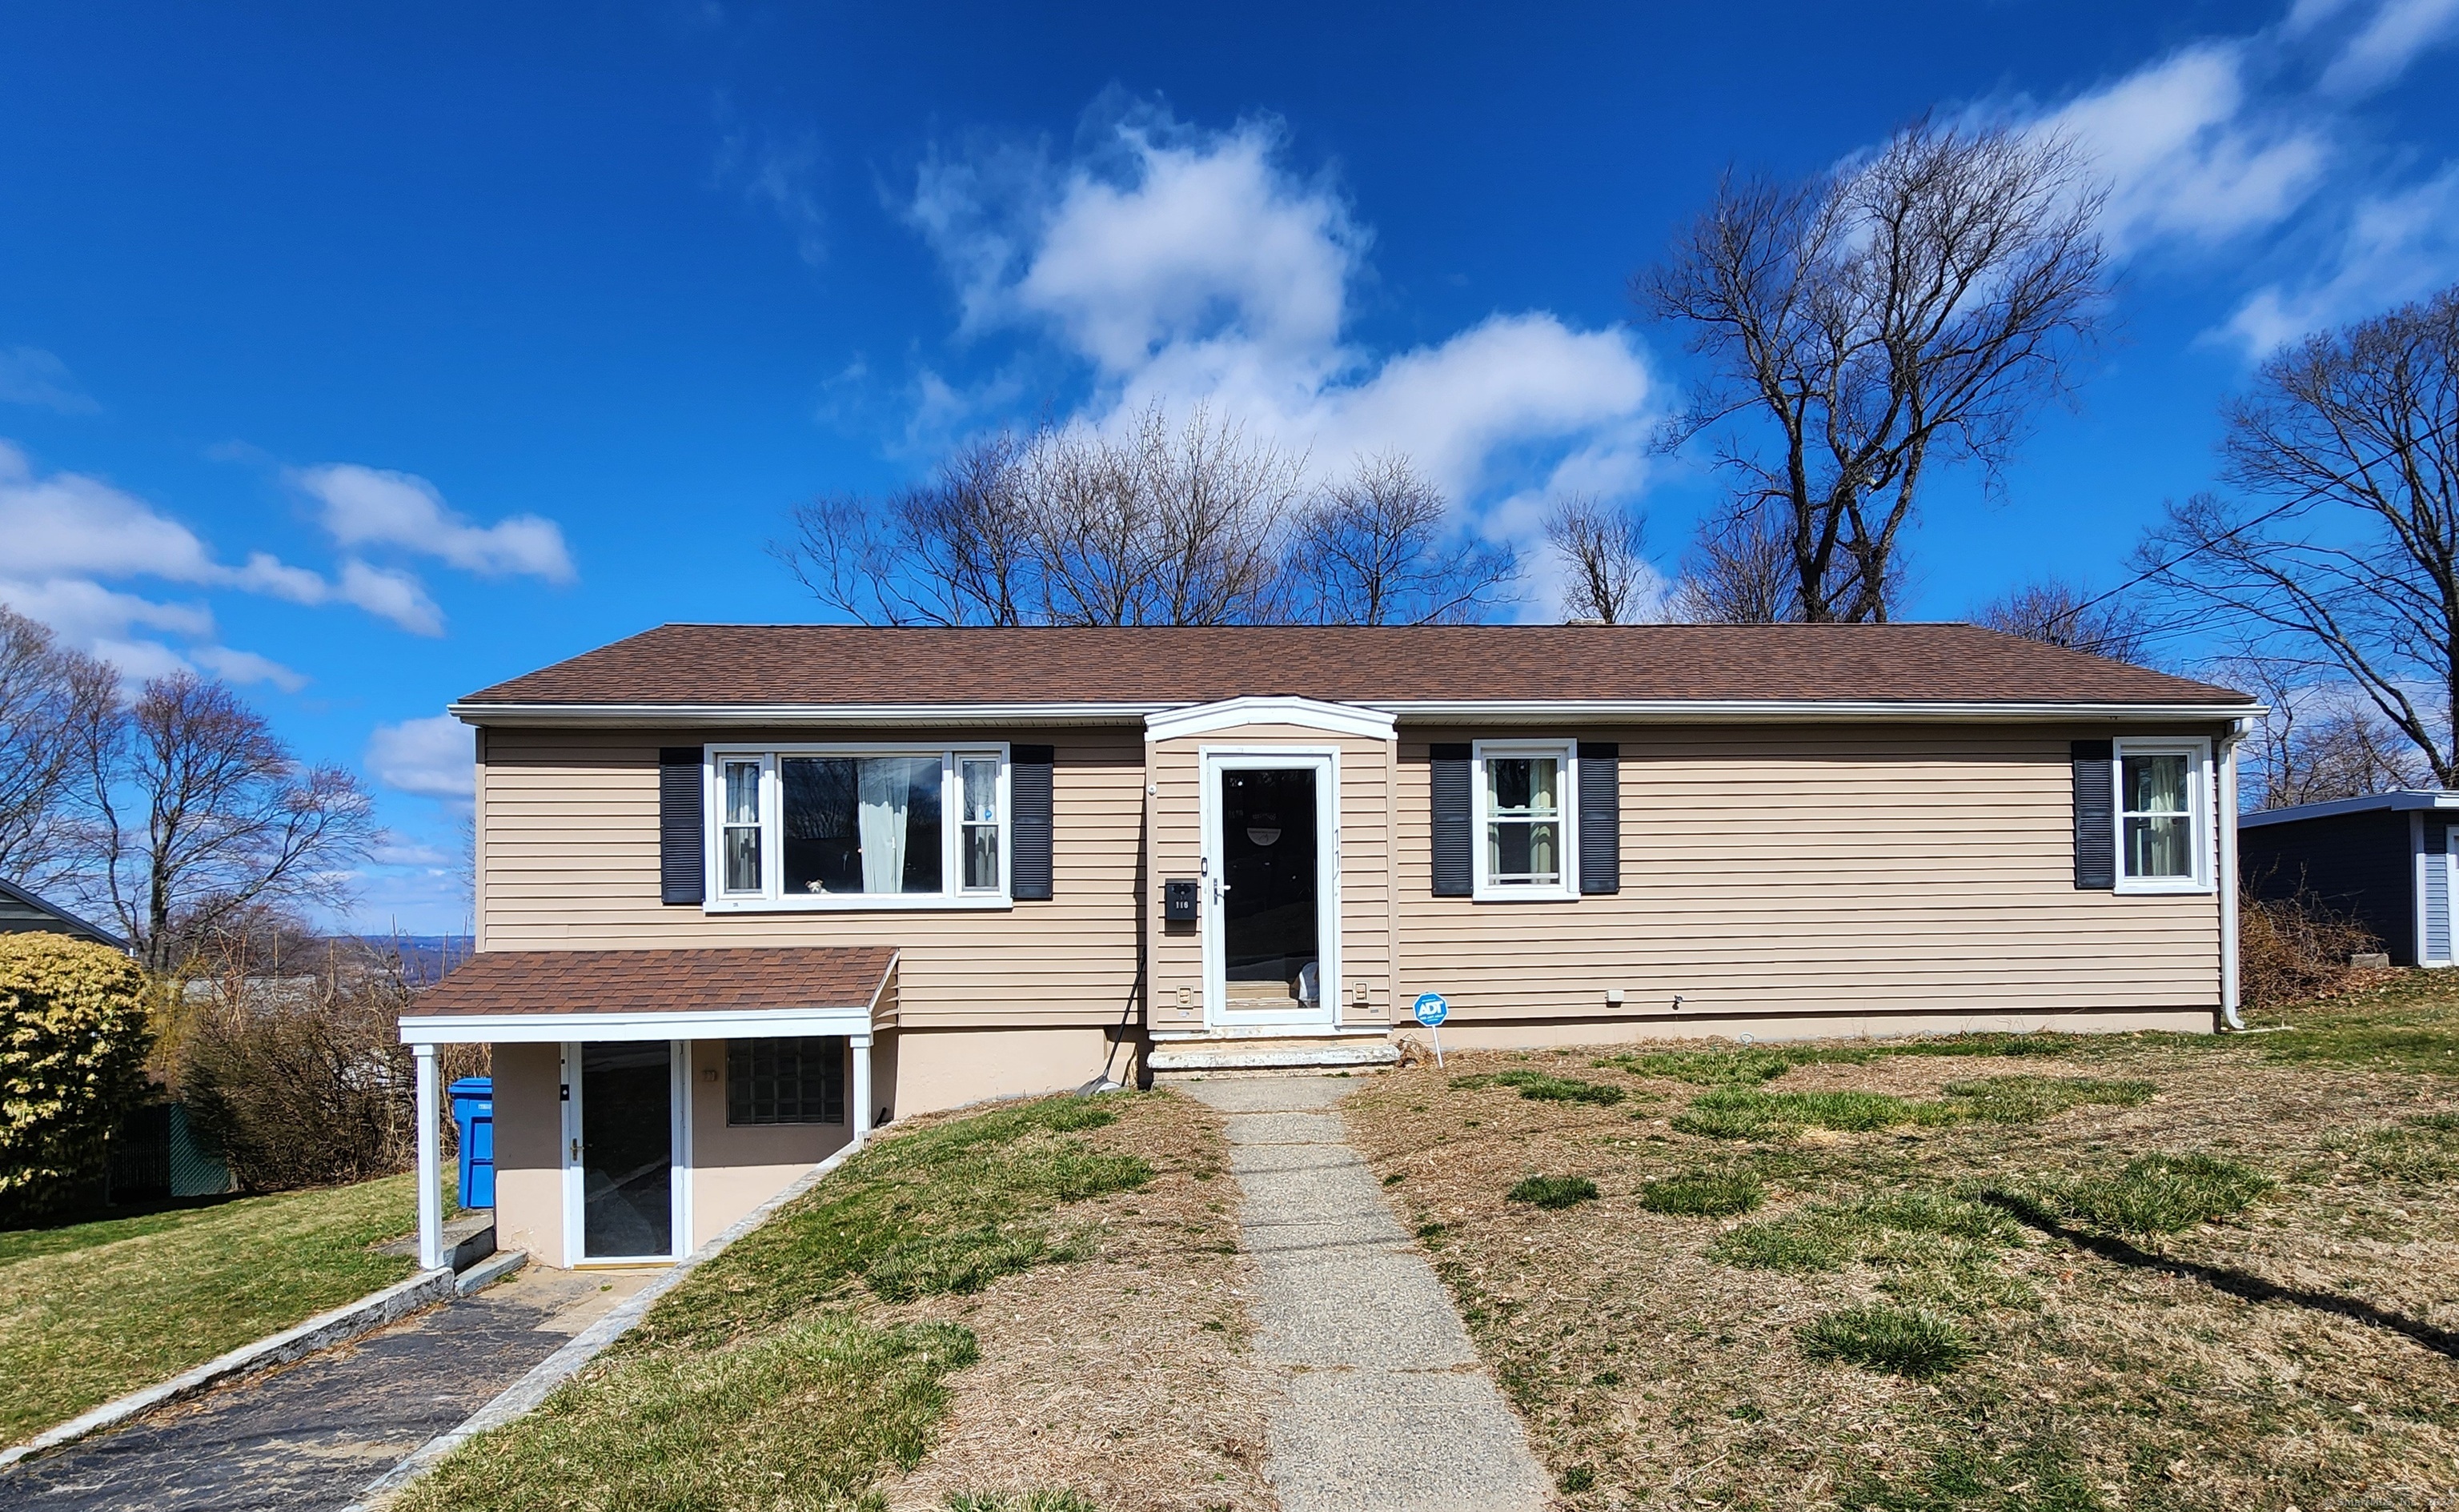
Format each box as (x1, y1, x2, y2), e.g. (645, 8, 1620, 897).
(885, 1024, 1125, 1114)
(1144, 723, 1395, 1036)
(489, 1041, 564, 1265)
(685, 1039, 848, 1249)
(1391, 724, 2228, 1027)
(478, 726, 1145, 1029)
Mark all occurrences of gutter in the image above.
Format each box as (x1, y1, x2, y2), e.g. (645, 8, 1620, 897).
(449, 697, 2263, 730)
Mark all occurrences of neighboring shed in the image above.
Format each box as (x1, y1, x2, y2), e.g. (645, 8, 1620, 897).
(0, 878, 130, 952)
(2240, 791, 2459, 967)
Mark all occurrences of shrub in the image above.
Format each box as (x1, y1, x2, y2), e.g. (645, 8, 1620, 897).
(0, 933, 154, 1219)
(1639, 1165, 1764, 1217)
(2240, 888, 2384, 1009)
(179, 969, 419, 1191)
(1800, 1304, 1974, 1378)
(1451, 1069, 1627, 1106)
(1507, 1175, 1599, 1209)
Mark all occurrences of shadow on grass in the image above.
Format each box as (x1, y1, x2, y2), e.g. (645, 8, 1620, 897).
(1976, 1192, 2459, 1361)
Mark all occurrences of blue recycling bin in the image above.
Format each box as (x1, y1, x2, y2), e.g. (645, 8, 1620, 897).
(448, 1077, 495, 1210)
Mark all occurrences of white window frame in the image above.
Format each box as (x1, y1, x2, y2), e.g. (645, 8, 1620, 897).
(1470, 738, 1579, 902)
(2112, 736, 2213, 896)
(701, 742, 1012, 912)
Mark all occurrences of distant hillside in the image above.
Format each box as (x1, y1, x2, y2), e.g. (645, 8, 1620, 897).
(353, 935, 477, 988)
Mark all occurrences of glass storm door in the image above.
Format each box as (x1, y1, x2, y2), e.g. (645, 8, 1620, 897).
(577, 1041, 675, 1260)
(1204, 755, 1337, 1029)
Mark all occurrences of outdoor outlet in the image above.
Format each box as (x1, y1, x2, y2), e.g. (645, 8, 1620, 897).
(1605, 988, 1624, 1006)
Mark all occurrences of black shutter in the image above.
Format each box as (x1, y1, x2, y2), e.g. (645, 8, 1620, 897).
(659, 747, 705, 905)
(1011, 744, 1055, 900)
(1430, 744, 1472, 897)
(2072, 740, 2115, 890)
(1578, 742, 1620, 896)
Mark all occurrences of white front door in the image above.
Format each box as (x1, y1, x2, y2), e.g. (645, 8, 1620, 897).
(1201, 752, 1340, 1030)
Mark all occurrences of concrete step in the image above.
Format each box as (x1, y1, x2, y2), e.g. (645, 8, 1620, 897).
(1149, 1036, 1400, 1078)
(376, 1209, 497, 1272)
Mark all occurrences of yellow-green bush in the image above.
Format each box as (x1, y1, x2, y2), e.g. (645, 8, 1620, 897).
(0, 933, 154, 1218)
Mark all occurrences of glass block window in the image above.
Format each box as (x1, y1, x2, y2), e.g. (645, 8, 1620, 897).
(726, 1037, 846, 1125)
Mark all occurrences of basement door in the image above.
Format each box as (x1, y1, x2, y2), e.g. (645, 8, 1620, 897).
(1201, 752, 1339, 1031)
(560, 1041, 690, 1265)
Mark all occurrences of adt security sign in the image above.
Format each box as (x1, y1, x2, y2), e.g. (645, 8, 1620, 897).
(1412, 993, 1450, 1065)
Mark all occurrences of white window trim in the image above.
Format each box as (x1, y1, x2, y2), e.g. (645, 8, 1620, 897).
(701, 741, 1012, 912)
(1470, 738, 1579, 902)
(2112, 736, 2214, 896)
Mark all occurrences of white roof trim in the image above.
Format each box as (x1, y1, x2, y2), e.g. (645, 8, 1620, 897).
(399, 1006, 876, 1045)
(455, 696, 2255, 729)
(2239, 789, 2459, 828)
(1144, 696, 1397, 743)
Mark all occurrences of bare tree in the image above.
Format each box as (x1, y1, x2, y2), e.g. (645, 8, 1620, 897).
(1671, 503, 1803, 624)
(1544, 495, 1659, 624)
(0, 607, 119, 892)
(1292, 453, 1518, 624)
(1972, 577, 2153, 663)
(773, 432, 1038, 627)
(2139, 287, 2459, 784)
(2216, 659, 2427, 809)
(1639, 119, 2111, 622)
(774, 405, 1310, 627)
(86, 672, 378, 976)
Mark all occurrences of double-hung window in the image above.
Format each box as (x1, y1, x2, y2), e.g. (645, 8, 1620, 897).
(1472, 740, 1578, 900)
(705, 744, 1010, 909)
(2113, 737, 2211, 893)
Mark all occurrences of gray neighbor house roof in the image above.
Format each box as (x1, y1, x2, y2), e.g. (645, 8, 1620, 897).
(2240, 790, 2459, 828)
(451, 623, 2256, 724)
(0, 879, 130, 952)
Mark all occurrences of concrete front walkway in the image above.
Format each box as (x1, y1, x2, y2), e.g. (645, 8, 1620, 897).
(1185, 1077, 1554, 1512)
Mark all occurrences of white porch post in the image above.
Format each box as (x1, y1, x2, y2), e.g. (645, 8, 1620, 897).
(851, 1033, 873, 1147)
(413, 1041, 444, 1270)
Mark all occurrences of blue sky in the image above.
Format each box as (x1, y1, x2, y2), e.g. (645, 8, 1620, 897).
(2, 1, 2454, 932)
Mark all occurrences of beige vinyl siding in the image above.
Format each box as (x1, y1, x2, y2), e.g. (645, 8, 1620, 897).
(478, 727, 1144, 1029)
(1394, 724, 2226, 1023)
(1144, 722, 1394, 1030)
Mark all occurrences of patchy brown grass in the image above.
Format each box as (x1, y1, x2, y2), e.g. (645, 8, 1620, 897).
(1342, 977, 2459, 1510)
(879, 1092, 1274, 1512)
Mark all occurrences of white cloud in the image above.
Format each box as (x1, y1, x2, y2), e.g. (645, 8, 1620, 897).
(2035, 42, 2330, 251)
(192, 645, 308, 692)
(335, 559, 445, 637)
(716, 122, 828, 267)
(906, 104, 1657, 588)
(2320, 0, 2459, 93)
(295, 463, 576, 583)
(0, 347, 99, 415)
(365, 713, 475, 814)
(2225, 162, 2459, 350)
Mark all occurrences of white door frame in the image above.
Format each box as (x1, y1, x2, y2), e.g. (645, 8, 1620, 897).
(1200, 748, 1341, 1032)
(560, 1038, 693, 1266)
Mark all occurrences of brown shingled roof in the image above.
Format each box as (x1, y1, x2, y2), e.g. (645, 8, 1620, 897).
(411, 947, 896, 1017)
(459, 623, 2247, 709)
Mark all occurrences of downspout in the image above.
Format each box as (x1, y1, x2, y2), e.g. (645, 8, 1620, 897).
(2217, 719, 2248, 1031)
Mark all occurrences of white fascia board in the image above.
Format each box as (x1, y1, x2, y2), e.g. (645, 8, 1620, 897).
(448, 701, 1167, 728)
(2238, 788, 2459, 828)
(399, 1007, 876, 1045)
(1145, 696, 1397, 743)
(1364, 699, 2264, 724)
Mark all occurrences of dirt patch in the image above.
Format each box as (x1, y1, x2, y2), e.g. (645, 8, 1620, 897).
(877, 1091, 1277, 1512)
(1345, 1004, 2459, 1510)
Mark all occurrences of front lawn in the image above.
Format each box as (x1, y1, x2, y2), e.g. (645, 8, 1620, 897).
(399, 1090, 1274, 1512)
(0, 1173, 443, 1443)
(1346, 973, 2459, 1509)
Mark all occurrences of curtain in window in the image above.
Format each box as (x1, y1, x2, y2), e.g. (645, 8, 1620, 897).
(857, 759, 917, 893)
(2121, 752, 2192, 879)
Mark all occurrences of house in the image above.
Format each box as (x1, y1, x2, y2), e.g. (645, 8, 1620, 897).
(0, 878, 130, 951)
(2239, 790, 2459, 967)
(399, 622, 2258, 1271)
